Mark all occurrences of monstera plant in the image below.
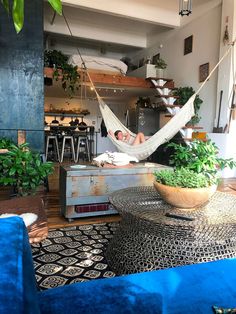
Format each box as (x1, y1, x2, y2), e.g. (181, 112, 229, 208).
(1, 0, 62, 33)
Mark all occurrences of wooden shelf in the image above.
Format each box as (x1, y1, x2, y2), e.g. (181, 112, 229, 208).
(182, 126, 203, 130)
(155, 95, 179, 99)
(183, 138, 207, 142)
(44, 67, 154, 89)
(44, 112, 89, 117)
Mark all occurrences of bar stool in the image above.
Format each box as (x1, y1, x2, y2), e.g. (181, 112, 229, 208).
(45, 135, 60, 162)
(60, 135, 76, 163)
(75, 135, 90, 162)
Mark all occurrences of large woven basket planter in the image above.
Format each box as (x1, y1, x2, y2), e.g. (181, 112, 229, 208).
(153, 181, 217, 209)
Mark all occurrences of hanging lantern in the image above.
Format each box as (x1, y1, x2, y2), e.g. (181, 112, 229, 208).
(179, 0, 192, 16)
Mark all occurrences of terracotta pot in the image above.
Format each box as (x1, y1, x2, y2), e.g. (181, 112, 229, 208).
(153, 181, 217, 209)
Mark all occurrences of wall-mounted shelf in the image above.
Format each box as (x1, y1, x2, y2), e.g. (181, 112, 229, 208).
(44, 112, 89, 117)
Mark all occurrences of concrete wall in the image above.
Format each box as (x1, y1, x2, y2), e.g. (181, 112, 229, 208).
(0, 0, 44, 151)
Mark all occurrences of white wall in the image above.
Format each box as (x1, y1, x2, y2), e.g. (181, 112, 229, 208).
(208, 131, 236, 177)
(128, 4, 222, 132)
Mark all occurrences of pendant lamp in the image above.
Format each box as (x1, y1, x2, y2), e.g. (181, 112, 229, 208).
(179, 0, 192, 16)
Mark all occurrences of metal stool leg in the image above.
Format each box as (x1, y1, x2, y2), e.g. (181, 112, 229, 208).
(54, 137, 60, 162)
(75, 138, 81, 163)
(85, 137, 90, 162)
(60, 137, 66, 163)
(70, 137, 76, 162)
(45, 136, 50, 161)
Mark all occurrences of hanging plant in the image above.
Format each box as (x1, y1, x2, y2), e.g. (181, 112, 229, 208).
(44, 50, 80, 97)
(173, 86, 203, 126)
(1, 0, 62, 33)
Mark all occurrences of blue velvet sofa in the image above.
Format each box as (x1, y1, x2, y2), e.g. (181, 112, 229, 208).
(1, 216, 236, 314)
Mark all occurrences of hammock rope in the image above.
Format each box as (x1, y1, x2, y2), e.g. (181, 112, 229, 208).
(62, 11, 235, 160)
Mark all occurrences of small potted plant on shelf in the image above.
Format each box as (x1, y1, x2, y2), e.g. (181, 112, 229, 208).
(155, 58, 167, 78)
(153, 139, 236, 209)
(0, 138, 53, 196)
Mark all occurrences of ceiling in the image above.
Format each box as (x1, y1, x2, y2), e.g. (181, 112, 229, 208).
(44, 0, 179, 55)
(44, 0, 217, 54)
(44, 0, 221, 102)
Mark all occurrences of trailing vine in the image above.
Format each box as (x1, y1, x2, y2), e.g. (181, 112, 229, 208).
(44, 50, 80, 98)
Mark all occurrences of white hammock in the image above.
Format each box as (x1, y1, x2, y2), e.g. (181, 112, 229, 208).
(97, 93, 195, 160)
(62, 11, 235, 161)
(88, 41, 233, 160)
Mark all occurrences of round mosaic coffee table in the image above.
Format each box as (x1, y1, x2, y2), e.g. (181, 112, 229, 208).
(106, 186, 236, 275)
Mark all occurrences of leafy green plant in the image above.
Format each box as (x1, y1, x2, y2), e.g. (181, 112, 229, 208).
(154, 168, 211, 188)
(0, 137, 15, 149)
(1, 0, 62, 33)
(0, 142, 53, 196)
(168, 139, 236, 185)
(155, 58, 167, 69)
(173, 86, 203, 126)
(44, 50, 80, 97)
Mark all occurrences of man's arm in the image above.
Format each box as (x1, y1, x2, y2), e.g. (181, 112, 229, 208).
(108, 130, 115, 139)
(124, 132, 131, 142)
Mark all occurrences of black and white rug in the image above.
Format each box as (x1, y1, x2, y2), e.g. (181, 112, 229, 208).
(31, 222, 119, 290)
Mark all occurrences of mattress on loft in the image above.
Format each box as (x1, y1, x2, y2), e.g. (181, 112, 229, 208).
(68, 55, 128, 75)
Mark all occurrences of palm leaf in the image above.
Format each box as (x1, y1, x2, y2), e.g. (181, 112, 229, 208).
(48, 0, 62, 15)
(12, 0, 24, 33)
(1, 0, 9, 14)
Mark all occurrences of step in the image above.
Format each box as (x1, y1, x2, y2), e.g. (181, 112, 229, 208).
(147, 78, 175, 88)
(155, 95, 179, 99)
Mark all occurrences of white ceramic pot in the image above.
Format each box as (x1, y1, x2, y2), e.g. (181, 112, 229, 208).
(156, 68, 164, 78)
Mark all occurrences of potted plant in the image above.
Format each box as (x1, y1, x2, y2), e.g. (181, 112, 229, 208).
(154, 58, 167, 78)
(0, 139, 53, 196)
(44, 50, 80, 97)
(153, 139, 236, 208)
(173, 86, 203, 127)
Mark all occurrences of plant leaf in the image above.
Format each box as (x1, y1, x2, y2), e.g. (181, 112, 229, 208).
(1, 0, 10, 14)
(48, 0, 62, 15)
(12, 0, 24, 33)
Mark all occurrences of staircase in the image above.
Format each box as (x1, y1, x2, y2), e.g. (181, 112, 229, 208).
(148, 77, 205, 143)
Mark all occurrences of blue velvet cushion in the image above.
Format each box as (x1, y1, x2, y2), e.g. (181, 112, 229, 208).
(39, 257, 236, 314)
(0, 217, 40, 314)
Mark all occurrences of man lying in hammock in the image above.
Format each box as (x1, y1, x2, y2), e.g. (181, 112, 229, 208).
(109, 130, 146, 146)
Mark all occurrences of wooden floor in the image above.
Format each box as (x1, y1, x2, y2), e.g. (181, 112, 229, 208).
(1, 161, 236, 230)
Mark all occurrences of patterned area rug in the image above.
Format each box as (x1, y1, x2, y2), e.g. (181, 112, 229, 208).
(31, 222, 119, 290)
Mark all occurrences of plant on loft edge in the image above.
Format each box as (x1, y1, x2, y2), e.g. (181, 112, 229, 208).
(0, 0, 62, 33)
(153, 139, 236, 208)
(0, 138, 53, 196)
(173, 86, 203, 126)
(44, 50, 80, 97)
(154, 58, 167, 70)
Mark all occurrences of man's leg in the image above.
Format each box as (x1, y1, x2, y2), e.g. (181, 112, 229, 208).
(132, 132, 145, 145)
